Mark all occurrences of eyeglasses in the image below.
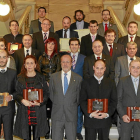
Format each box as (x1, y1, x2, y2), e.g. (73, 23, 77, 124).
(42, 23, 50, 26)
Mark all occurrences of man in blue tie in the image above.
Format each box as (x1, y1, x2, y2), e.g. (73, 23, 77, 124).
(49, 54, 82, 140)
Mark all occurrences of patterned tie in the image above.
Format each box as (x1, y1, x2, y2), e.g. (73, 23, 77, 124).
(134, 78, 138, 95)
(26, 50, 29, 57)
(92, 35, 95, 42)
(44, 33, 47, 44)
(105, 24, 108, 32)
(97, 57, 100, 60)
(64, 29, 67, 38)
(130, 36, 133, 42)
(109, 45, 113, 57)
(64, 73, 68, 95)
(72, 55, 76, 69)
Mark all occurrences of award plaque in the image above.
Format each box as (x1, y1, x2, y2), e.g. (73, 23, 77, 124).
(7, 43, 22, 52)
(59, 38, 70, 52)
(23, 89, 43, 103)
(127, 107, 140, 122)
(88, 99, 108, 113)
(0, 92, 9, 107)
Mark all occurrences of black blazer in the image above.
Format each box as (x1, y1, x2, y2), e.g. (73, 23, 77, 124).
(117, 35, 140, 57)
(32, 31, 60, 54)
(55, 29, 79, 38)
(80, 76, 117, 128)
(70, 21, 89, 30)
(103, 43, 125, 65)
(83, 54, 114, 80)
(80, 34, 105, 56)
(14, 47, 41, 74)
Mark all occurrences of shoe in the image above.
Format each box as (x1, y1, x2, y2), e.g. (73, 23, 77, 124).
(118, 137, 120, 140)
(45, 133, 49, 139)
(77, 133, 83, 139)
(64, 135, 67, 139)
(131, 137, 134, 140)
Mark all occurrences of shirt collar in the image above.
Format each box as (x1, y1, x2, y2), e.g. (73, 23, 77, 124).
(0, 67, 7, 72)
(63, 28, 70, 31)
(94, 74, 104, 81)
(24, 47, 31, 51)
(76, 20, 84, 24)
(94, 53, 102, 59)
(127, 55, 136, 61)
(106, 42, 114, 47)
(42, 30, 49, 34)
(131, 75, 139, 81)
(90, 33, 97, 37)
(103, 22, 109, 26)
(62, 70, 71, 75)
(71, 52, 78, 57)
(128, 34, 136, 38)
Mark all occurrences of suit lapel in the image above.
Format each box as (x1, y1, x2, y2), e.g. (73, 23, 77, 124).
(100, 23, 104, 32)
(134, 36, 139, 42)
(136, 76, 140, 99)
(103, 43, 110, 55)
(113, 43, 117, 56)
(74, 53, 81, 70)
(123, 55, 129, 74)
(59, 72, 64, 96)
(21, 48, 25, 59)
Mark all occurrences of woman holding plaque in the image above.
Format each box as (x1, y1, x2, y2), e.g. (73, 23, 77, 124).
(38, 37, 61, 139)
(13, 55, 49, 140)
(0, 38, 16, 70)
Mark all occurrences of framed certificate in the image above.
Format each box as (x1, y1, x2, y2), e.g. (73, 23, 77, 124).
(59, 38, 70, 52)
(74, 29, 90, 40)
(7, 43, 22, 51)
(127, 107, 140, 122)
(88, 99, 108, 113)
(0, 92, 9, 107)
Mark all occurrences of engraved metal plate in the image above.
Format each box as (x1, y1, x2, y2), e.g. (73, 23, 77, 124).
(0, 95, 4, 104)
(92, 100, 103, 111)
(10, 44, 18, 51)
(132, 109, 140, 119)
(28, 91, 39, 101)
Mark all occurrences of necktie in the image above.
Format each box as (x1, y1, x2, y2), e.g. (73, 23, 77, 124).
(64, 73, 68, 95)
(130, 58, 134, 61)
(109, 45, 113, 57)
(64, 29, 67, 38)
(92, 35, 95, 42)
(26, 50, 29, 57)
(130, 36, 133, 42)
(1, 70, 5, 73)
(105, 24, 108, 32)
(97, 57, 100, 60)
(72, 55, 76, 69)
(134, 78, 138, 95)
(44, 33, 47, 44)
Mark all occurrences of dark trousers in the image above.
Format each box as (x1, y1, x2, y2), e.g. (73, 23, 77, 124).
(85, 127, 110, 140)
(77, 105, 83, 133)
(24, 126, 40, 140)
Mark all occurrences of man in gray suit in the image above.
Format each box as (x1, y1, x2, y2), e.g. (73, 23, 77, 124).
(97, 9, 118, 43)
(29, 7, 54, 34)
(117, 59, 140, 140)
(49, 54, 82, 140)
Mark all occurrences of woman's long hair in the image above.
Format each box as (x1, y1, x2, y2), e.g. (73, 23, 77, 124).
(45, 37, 58, 58)
(19, 55, 40, 76)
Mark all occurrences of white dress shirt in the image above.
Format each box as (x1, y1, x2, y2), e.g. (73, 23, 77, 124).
(94, 54, 102, 60)
(127, 55, 136, 67)
(0, 67, 7, 72)
(128, 34, 136, 42)
(24, 47, 32, 57)
(61, 70, 71, 93)
(71, 52, 78, 64)
(63, 29, 70, 38)
(106, 42, 114, 52)
(94, 74, 104, 84)
(90, 33, 97, 41)
(42, 30, 49, 39)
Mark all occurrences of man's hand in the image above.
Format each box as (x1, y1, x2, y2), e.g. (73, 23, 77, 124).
(122, 115, 130, 123)
(95, 113, 107, 119)
(90, 110, 101, 118)
(31, 101, 40, 106)
(21, 99, 32, 107)
(8, 50, 14, 55)
(5, 95, 12, 102)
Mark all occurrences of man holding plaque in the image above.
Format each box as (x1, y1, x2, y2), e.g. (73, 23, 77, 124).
(80, 59, 117, 140)
(0, 50, 16, 140)
(117, 60, 140, 140)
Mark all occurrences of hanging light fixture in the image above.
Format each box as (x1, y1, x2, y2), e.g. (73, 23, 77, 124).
(0, 1, 10, 16)
(134, 1, 140, 15)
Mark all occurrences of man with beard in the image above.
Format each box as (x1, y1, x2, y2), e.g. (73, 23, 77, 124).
(103, 29, 125, 65)
(70, 10, 89, 30)
(0, 50, 16, 140)
(117, 21, 140, 57)
(97, 9, 118, 43)
(29, 7, 54, 34)
(55, 16, 79, 39)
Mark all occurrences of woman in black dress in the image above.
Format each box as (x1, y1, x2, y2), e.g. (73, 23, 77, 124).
(13, 55, 49, 140)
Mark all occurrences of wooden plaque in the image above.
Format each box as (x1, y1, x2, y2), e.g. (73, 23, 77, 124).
(88, 99, 108, 113)
(0, 92, 9, 107)
(127, 107, 140, 122)
(23, 89, 43, 103)
(7, 43, 22, 52)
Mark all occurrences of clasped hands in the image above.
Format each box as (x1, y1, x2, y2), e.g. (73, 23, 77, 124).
(5, 95, 12, 102)
(90, 110, 107, 119)
(21, 99, 40, 107)
(122, 115, 130, 123)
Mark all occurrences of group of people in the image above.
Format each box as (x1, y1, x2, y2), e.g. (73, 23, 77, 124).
(0, 6, 140, 140)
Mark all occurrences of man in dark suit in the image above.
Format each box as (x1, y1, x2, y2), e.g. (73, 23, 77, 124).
(103, 29, 125, 65)
(97, 9, 118, 43)
(0, 50, 16, 140)
(55, 16, 79, 39)
(32, 18, 59, 54)
(83, 40, 114, 80)
(14, 34, 40, 74)
(80, 20, 105, 56)
(117, 21, 140, 57)
(29, 7, 54, 34)
(80, 59, 117, 140)
(69, 38, 85, 140)
(70, 10, 89, 30)
(117, 60, 140, 140)
(49, 54, 82, 140)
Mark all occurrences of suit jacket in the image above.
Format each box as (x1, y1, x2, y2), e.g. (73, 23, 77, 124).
(29, 19, 54, 34)
(80, 33, 105, 56)
(14, 47, 41, 74)
(80, 76, 117, 128)
(32, 31, 60, 54)
(103, 43, 125, 65)
(117, 35, 140, 57)
(117, 76, 140, 120)
(115, 55, 140, 85)
(70, 21, 89, 30)
(97, 22, 118, 43)
(55, 29, 79, 38)
(71, 53, 85, 77)
(83, 54, 114, 80)
(49, 71, 82, 122)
